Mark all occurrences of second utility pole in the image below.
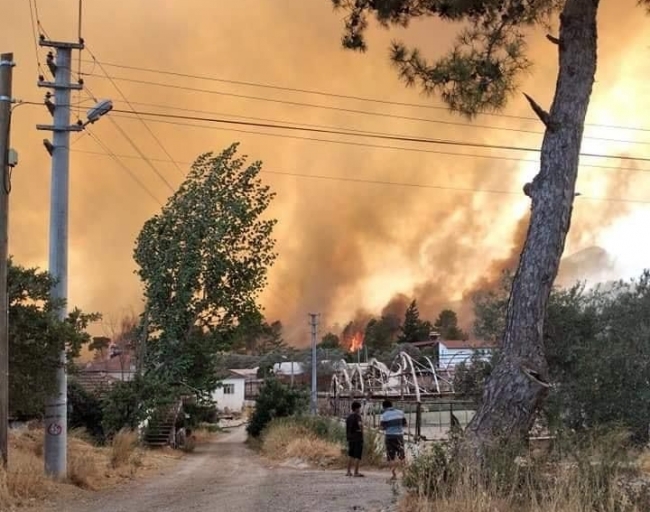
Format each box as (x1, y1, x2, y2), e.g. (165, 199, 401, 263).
(309, 313, 319, 415)
(37, 37, 84, 479)
(0, 52, 15, 468)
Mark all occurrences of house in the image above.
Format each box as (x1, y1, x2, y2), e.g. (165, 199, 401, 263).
(74, 353, 136, 396)
(212, 370, 246, 413)
(437, 339, 496, 369)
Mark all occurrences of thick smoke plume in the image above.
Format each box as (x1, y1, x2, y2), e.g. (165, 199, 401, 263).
(2, 1, 648, 347)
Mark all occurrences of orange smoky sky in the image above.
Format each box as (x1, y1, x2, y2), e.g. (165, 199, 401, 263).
(1, 1, 650, 346)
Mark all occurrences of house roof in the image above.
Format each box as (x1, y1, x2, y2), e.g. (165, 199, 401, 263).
(72, 372, 119, 396)
(224, 370, 247, 380)
(439, 339, 496, 350)
(228, 368, 258, 379)
(82, 353, 135, 373)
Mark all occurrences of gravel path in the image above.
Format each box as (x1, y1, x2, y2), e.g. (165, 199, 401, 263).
(42, 427, 399, 512)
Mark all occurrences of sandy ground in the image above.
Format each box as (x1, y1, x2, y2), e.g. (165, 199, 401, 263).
(37, 426, 399, 512)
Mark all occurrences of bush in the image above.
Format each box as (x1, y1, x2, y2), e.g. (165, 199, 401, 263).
(402, 429, 645, 512)
(68, 379, 104, 443)
(246, 378, 308, 438)
(182, 402, 218, 428)
(110, 429, 138, 468)
(101, 380, 142, 438)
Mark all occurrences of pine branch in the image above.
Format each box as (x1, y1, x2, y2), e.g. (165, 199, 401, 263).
(523, 93, 552, 129)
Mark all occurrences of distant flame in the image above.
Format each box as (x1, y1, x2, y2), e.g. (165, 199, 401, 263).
(348, 332, 364, 353)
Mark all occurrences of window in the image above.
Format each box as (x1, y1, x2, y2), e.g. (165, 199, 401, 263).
(223, 383, 235, 395)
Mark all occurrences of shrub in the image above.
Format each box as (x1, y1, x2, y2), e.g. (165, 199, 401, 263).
(402, 429, 645, 512)
(246, 378, 308, 438)
(110, 429, 138, 468)
(68, 379, 104, 443)
(101, 380, 141, 438)
(183, 402, 218, 428)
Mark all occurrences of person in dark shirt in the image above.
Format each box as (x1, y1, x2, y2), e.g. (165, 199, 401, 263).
(345, 401, 364, 477)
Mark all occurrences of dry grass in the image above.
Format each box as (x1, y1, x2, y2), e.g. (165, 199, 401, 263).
(110, 429, 138, 468)
(261, 419, 344, 467)
(400, 431, 650, 512)
(0, 428, 181, 509)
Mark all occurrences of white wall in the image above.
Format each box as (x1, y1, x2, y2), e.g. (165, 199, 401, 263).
(212, 378, 245, 412)
(439, 344, 492, 368)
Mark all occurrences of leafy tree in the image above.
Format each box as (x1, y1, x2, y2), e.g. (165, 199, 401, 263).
(133, 143, 277, 396)
(254, 320, 286, 355)
(318, 332, 341, 350)
(8, 260, 99, 419)
(398, 300, 432, 344)
(247, 378, 308, 438)
(434, 309, 468, 341)
(68, 379, 104, 443)
(472, 271, 512, 342)
(89, 336, 110, 360)
(473, 272, 650, 444)
(328, 0, 636, 452)
(364, 314, 401, 355)
(453, 354, 493, 403)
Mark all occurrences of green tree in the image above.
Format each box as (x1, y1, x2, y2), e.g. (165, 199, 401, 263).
(473, 272, 650, 444)
(398, 300, 432, 344)
(247, 379, 308, 438)
(318, 332, 341, 350)
(364, 314, 400, 356)
(328, 0, 640, 452)
(8, 260, 99, 418)
(254, 320, 286, 355)
(434, 309, 468, 341)
(133, 143, 277, 396)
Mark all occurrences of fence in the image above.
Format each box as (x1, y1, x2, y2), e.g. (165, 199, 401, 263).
(320, 395, 477, 442)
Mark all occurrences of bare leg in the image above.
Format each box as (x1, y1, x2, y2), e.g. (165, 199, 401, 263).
(354, 459, 361, 475)
(346, 457, 353, 476)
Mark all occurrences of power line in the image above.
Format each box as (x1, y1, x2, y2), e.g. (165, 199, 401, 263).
(89, 113, 650, 176)
(73, 100, 650, 174)
(71, 148, 650, 205)
(111, 108, 650, 165)
(27, 0, 44, 74)
(83, 88, 175, 192)
(85, 48, 185, 176)
(82, 60, 650, 135)
(32, 0, 49, 39)
(85, 130, 163, 206)
(89, 74, 650, 147)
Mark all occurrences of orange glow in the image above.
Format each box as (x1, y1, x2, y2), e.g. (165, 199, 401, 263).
(348, 332, 364, 353)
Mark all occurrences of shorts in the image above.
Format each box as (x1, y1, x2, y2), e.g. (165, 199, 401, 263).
(385, 436, 405, 462)
(347, 440, 363, 460)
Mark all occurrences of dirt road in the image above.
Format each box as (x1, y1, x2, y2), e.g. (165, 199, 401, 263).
(42, 427, 398, 512)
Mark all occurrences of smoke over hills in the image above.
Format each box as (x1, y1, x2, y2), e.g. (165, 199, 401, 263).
(2, 0, 648, 346)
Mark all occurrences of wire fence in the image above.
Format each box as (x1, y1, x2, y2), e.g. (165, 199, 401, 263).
(320, 396, 477, 442)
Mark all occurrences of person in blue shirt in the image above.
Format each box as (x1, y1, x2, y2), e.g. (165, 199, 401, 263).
(379, 399, 407, 481)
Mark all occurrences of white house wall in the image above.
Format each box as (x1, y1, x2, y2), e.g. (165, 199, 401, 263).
(439, 346, 492, 368)
(212, 378, 246, 412)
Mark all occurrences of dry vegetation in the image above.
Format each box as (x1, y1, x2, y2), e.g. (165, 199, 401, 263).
(0, 427, 180, 510)
(400, 431, 650, 512)
(260, 416, 384, 469)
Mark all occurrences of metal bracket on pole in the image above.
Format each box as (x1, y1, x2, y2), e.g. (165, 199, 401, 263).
(0, 60, 15, 68)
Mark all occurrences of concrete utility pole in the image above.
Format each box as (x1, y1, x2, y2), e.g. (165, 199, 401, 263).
(309, 313, 319, 415)
(37, 38, 84, 479)
(0, 52, 15, 468)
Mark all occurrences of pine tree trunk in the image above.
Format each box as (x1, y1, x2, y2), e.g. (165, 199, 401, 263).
(464, 0, 599, 453)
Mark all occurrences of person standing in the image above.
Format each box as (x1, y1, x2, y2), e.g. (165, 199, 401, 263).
(345, 401, 364, 477)
(380, 399, 407, 481)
